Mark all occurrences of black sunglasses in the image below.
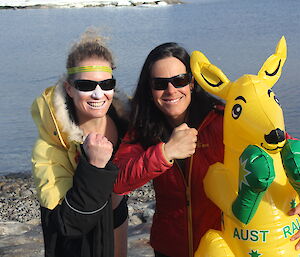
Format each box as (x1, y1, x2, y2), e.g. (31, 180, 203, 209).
(151, 73, 192, 90)
(72, 79, 116, 92)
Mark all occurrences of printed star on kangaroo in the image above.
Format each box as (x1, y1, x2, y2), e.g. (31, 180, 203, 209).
(249, 250, 262, 257)
(239, 159, 252, 190)
(290, 199, 297, 209)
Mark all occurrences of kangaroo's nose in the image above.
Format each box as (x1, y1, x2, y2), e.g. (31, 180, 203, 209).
(264, 128, 285, 144)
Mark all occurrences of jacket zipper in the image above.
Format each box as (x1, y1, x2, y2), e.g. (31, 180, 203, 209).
(175, 112, 214, 257)
(175, 158, 194, 257)
(187, 156, 194, 257)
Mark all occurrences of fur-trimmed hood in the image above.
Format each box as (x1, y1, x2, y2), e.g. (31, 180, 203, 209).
(53, 78, 84, 143)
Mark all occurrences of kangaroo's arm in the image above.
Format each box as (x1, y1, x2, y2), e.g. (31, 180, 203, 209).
(281, 139, 300, 195)
(204, 162, 237, 219)
(205, 145, 276, 225)
(232, 145, 275, 224)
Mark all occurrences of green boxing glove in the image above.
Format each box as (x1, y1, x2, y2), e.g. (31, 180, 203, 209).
(232, 145, 275, 224)
(281, 139, 300, 195)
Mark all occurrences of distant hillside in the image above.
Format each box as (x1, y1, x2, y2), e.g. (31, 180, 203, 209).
(0, 0, 183, 9)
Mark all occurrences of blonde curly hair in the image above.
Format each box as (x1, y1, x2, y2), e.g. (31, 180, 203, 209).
(66, 27, 115, 82)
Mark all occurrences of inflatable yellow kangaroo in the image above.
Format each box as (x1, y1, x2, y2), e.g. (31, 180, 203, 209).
(191, 37, 300, 256)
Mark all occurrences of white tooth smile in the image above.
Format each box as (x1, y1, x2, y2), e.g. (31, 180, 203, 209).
(164, 98, 180, 103)
(88, 102, 105, 108)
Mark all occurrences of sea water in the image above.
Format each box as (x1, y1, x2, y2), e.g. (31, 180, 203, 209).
(0, 0, 299, 174)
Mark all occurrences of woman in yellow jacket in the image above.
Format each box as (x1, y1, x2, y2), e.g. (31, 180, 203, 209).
(31, 30, 128, 257)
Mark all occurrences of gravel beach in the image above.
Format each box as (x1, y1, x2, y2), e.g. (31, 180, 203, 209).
(0, 173, 156, 257)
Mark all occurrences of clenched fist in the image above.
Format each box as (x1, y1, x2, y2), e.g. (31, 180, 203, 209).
(83, 132, 113, 168)
(164, 123, 198, 161)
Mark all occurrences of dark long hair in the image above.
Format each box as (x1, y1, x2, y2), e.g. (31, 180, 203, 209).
(129, 42, 223, 148)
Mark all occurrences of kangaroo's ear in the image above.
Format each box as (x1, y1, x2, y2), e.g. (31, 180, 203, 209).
(257, 36, 287, 88)
(191, 51, 231, 100)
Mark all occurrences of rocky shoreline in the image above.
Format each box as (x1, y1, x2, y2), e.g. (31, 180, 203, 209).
(0, 173, 156, 256)
(0, 0, 183, 10)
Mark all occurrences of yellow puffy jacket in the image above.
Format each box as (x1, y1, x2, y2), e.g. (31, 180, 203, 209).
(31, 80, 84, 210)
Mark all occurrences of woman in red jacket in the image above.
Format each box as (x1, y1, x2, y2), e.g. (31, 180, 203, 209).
(114, 42, 225, 257)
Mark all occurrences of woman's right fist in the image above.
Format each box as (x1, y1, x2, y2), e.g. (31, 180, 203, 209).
(83, 133, 113, 168)
(164, 123, 198, 161)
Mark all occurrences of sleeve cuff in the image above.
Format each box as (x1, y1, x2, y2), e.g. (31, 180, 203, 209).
(160, 142, 174, 165)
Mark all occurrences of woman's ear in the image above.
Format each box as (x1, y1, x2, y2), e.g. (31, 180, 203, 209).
(64, 81, 73, 98)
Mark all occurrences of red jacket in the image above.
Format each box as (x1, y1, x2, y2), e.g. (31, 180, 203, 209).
(114, 109, 224, 257)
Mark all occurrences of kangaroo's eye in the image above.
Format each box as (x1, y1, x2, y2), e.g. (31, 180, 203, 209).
(274, 95, 280, 106)
(232, 104, 242, 119)
(268, 89, 280, 106)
